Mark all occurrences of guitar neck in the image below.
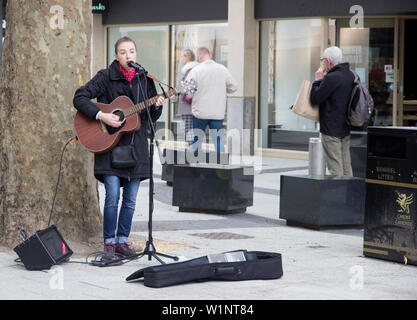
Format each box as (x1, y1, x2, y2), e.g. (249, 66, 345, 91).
(124, 95, 160, 117)
(124, 88, 176, 117)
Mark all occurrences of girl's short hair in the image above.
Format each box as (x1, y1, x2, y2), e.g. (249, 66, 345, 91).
(114, 36, 137, 54)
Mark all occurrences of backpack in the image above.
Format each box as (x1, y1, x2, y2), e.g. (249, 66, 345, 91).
(347, 71, 374, 127)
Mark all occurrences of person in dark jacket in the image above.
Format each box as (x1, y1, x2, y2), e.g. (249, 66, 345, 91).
(310, 46, 355, 176)
(73, 36, 165, 258)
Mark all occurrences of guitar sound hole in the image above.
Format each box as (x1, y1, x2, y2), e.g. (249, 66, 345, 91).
(106, 110, 126, 135)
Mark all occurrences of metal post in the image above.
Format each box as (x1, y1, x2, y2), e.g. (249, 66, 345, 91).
(308, 137, 326, 176)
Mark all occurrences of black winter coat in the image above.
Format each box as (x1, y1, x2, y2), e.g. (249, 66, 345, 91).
(310, 62, 355, 138)
(73, 59, 162, 183)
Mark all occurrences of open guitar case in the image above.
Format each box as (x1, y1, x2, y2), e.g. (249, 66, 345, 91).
(126, 250, 283, 288)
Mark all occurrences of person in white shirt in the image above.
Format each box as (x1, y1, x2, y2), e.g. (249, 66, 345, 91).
(185, 47, 237, 153)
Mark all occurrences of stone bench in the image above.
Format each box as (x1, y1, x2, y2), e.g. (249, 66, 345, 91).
(279, 174, 365, 229)
(172, 164, 254, 214)
(161, 148, 229, 186)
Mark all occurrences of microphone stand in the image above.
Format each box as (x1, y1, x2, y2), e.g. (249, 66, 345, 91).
(133, 68, 178, 265)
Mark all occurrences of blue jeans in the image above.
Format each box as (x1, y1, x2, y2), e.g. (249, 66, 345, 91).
(191, 117, 225, 153)
(102, 175, 140, 244)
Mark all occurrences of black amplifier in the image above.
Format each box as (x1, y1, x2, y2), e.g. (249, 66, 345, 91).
(13, 225, 73, 270)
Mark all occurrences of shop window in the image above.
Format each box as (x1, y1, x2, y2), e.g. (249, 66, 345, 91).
(404, 19, 417, 101)
(170, 23, 228, 140)
(107, 25, 169, 130)
(259, 19, 323, 150)
(333, 18, 394, 127)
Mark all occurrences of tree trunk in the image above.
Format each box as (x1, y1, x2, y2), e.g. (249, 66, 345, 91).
(0, 0, 102, 247)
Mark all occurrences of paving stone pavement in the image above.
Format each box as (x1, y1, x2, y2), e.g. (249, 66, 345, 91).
(1, 154, 417, 308)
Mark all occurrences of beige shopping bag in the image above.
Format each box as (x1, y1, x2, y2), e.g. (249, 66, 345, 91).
(291, 80, 319, 122)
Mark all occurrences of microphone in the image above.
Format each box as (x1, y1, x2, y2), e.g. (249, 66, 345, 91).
(128, 61, 145, 72)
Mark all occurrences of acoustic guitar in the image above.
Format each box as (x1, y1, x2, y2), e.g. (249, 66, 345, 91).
(74, 88, 176, 154)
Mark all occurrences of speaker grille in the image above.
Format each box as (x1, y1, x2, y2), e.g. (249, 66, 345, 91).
(14, 225, 73, 270)
(39, 229, 64, 261)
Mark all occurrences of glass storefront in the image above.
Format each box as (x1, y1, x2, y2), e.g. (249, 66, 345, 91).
(105, 15, 413, 153)
(259, 17, 396, 151)
(107, 23, 228, 138)
(330, 18, 395, 128)
(259, 19, 323, 150)
(107, 25, 169, 130)
(170, 23, 228, 137)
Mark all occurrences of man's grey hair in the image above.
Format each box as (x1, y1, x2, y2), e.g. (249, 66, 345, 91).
(323, 46, 343, 65)
(197, 47, 211, 57)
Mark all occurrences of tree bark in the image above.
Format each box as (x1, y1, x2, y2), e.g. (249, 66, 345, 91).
(0, 0, 102, 247)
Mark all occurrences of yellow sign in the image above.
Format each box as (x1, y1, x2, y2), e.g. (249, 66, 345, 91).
(394, 191, 414, 229)
(395, 191, 413, 214)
